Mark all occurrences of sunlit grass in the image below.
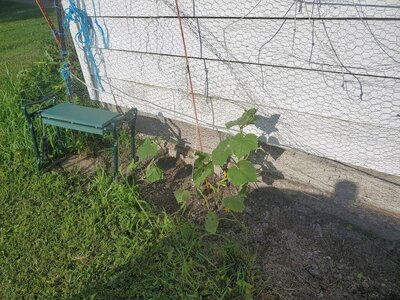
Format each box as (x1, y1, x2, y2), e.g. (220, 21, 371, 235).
(0, 2, 260, 298)
(0, 73, 258, 298)
(0, 1, 56, 82)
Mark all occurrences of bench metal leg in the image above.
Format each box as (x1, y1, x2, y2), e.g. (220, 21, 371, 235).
(41, 123, 49, 161)
(23, 108, 41, 171)
(55, 127, 64, 154)
(112, 124, 118, 180)
(129, 120, 136, 161)
(30, 121, 41, 171)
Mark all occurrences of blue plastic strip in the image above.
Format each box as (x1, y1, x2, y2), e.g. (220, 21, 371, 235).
(60, 63, 72, 97)
(63, 0, 108, 91)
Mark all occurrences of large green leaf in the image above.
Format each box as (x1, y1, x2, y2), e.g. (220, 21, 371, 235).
(229, 133, 258, 159)
(239, 184, 248, 195)
(205, 211, 218, 234)
(127, 160, 139, 173)
(225, 108, 258, 129)
(137, 139, 158, 162)
(211, 138, 232, 166)
(227, 160, 257, 186)
(173, 189, 191, 204)
(194, 151, 211, 168)
(193, 152, 214, 188)
(222, 195, 245, 212)
(193, 161, 213, 188)
(145, 164, 164, 183)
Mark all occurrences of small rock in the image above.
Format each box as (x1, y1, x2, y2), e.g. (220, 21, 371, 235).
(272, 206, 280, 216)
(362, 280, 369, 289)
(245, 206, 252, 214)
(306, 263, 322, 279)
(314, 223, 323, 237)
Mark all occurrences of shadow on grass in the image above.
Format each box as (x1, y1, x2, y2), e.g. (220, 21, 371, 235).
(0, 1, 43, 23)
(72, 223, 257, 299)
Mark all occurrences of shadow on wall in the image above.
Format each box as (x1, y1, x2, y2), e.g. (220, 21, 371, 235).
(135, 111, 289, 185)
(253, 113, 285, 184)
(255, 114, 281, 146)
(136, 112, 191, 159)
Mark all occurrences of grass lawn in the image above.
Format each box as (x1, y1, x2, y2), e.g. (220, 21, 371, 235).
(0, 1, 260, 298)
(0, 1, 55, 81)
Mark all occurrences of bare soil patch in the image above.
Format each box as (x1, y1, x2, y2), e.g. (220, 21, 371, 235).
(59, 145, 400, 299)
(139, 155, 400, 299)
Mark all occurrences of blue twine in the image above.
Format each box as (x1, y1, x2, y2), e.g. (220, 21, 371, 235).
(63, 0, 108, 91)
(60, 63, 72, 97)
(90, 0, 108, 48)
(60, 49, 69, 57)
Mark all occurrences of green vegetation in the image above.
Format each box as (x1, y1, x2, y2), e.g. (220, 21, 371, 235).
(0, 1, 56, 82)
(186, 109, 260, 233)
(0, 2, 264, 299)
(0, 2, 260, 298)
(129, 138, 165, 183)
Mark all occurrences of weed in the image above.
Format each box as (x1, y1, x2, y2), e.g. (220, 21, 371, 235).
(0, 3, 263, 297)
(127, 137, 164, 183)
(0, 71, 261, 298)
(177, 108, 261, 233)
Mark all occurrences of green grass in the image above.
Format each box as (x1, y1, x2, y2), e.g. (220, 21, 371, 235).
(0, 70, 258, 300)
(0, 2, 261, 298)
(0, 1, 55, 81)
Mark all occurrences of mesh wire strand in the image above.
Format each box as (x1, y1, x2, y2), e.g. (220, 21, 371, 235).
(63, 0, 400, 176)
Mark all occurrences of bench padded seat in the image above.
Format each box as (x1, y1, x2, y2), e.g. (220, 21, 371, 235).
(41, 103, 121, 134)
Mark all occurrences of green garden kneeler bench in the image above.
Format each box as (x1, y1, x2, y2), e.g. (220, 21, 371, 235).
(22, 94, 138, 179)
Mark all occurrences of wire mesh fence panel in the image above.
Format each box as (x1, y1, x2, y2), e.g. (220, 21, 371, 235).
(61, 0, 400, 176)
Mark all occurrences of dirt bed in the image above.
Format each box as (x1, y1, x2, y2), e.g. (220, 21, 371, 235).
(140, 155, 400, 299)
(61, 147, 400, 299)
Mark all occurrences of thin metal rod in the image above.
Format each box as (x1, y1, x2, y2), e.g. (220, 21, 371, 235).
(35, 0, 61, 46)
(112, 123, 119, 180)
(174, 0, 204, 151)
(129, 113, 137, 161)
(55, 0, 73, 101)
(55, 0, 68, 57)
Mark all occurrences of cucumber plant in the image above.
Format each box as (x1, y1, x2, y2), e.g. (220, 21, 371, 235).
(128, 138, 164, 183)
(175, 108, 260, 233)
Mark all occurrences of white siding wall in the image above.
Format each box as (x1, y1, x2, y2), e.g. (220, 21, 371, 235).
(63, 0, 400, 176)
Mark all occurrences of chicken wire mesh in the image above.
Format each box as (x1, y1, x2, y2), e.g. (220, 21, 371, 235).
(61, 0, 400, 176)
